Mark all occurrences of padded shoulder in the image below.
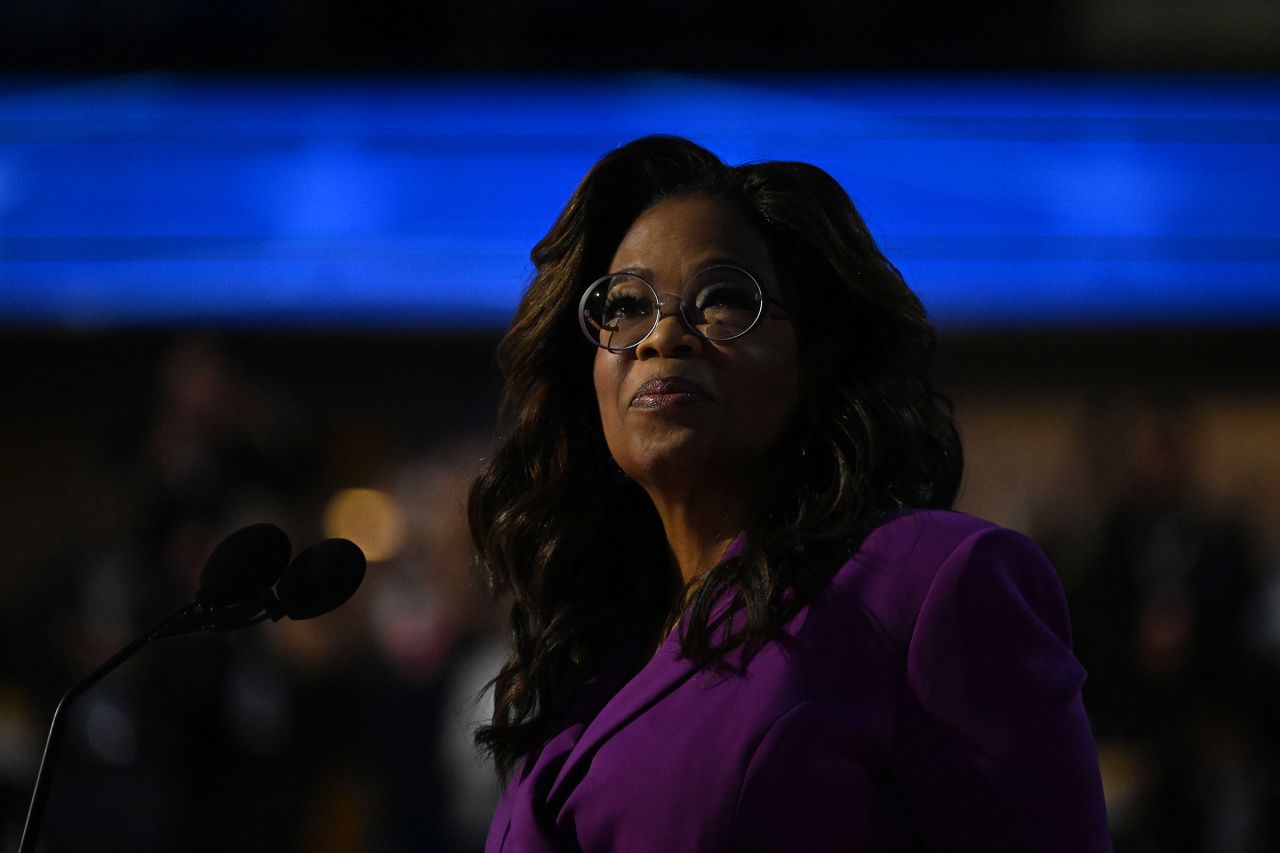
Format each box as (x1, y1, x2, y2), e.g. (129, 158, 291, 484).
(826, 510, 1044, 651)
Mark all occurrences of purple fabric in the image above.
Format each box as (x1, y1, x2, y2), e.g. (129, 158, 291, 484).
(486, 510, 1113, 852)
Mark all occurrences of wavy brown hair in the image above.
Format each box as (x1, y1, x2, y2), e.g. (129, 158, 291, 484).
(469, 136, 962, 777)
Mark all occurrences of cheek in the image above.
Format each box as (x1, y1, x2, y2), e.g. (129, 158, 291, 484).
(737, 333, 800, 396)
(731, 336, 803, 441)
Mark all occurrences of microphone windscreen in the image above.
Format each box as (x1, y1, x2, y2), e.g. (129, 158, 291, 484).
(276, 538, 366, 620)
(199, 523, 292, 606)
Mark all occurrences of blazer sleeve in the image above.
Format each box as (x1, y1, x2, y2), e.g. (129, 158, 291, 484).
(893, 526, 1113, 852)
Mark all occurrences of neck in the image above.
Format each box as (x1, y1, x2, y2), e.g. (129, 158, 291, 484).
(643, 480, 752, 586)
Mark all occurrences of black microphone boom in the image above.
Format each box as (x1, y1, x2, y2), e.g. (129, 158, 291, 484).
(18, 524, 367, 853)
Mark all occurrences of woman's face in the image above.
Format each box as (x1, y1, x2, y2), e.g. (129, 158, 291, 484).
(592, 193, 801, 496)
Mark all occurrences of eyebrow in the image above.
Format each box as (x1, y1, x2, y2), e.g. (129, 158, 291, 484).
(612, 264, 653, 278)
(609, 257, 761, 279)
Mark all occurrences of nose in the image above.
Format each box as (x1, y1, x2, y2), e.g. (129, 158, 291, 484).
(635, 292, 702, 359)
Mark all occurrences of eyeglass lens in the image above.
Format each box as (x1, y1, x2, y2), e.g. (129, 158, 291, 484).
(582, 266, 764, 350)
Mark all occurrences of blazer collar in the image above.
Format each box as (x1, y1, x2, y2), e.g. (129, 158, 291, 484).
(544, 533, 748, 810)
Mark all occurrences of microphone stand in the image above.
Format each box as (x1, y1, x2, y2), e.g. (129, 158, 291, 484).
(17, 595, 281, 853)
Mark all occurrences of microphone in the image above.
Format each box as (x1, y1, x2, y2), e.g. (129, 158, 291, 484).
(277, 538, 366, 620)
(198, 522, 292, 607)
(152, 527, 367, 639)
(18, 524, 367, 853)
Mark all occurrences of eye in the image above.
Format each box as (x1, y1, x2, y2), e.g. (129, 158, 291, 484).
(694, 280, 757, 313)
(691, 267, 762, 320)
(602, 293, 653, 326)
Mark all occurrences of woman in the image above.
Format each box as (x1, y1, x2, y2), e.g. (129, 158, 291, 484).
(469, 136, 1112, 851)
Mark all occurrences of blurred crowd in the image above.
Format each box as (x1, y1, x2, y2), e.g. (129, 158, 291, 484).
(1, 338, 1278, 852)
(0, 338, 504, 852)
(1032, 393, 1280, 853)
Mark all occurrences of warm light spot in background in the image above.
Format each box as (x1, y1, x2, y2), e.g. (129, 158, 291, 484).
(323, 488, 406, 563)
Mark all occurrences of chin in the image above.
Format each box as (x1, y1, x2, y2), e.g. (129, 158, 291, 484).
(624, 435, 740, 487)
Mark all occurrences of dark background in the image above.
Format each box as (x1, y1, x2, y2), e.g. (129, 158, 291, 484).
(3, 0, 1279, 73)
(3, 3, 1280, 852)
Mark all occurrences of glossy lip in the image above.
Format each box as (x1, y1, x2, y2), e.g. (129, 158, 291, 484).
(629, 376, 714, 409)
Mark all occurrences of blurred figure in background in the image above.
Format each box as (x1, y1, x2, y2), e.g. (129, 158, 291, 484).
(1035, 391, 1274, 853)
(2, 337, 505, 852)
(2, 337, 321, 852)
(358, 439, 504, 853)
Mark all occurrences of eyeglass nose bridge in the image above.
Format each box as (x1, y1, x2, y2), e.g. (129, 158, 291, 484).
(640, 290, 697, 343)
(652, 291, 684, 319)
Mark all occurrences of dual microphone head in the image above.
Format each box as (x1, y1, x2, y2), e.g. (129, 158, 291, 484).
(164, 523, 366, 640)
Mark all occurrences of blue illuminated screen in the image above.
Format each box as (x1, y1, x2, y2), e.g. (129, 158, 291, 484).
(1, 74, 1277, 329)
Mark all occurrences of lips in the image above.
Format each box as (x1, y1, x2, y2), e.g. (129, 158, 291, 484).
(630, 376, 713, 409)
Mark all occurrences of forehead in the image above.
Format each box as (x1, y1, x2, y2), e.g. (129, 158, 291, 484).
(608, 194, 773, 281)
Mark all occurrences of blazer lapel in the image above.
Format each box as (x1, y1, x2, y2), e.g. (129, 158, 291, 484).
(544, 627, 704, 809)
(545, 579, 746, 810)
(489, 638, 650, 852)
(542, 536, 750, 822)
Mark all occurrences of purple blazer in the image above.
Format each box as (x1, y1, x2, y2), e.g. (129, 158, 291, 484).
(486, 510, 1113, 852)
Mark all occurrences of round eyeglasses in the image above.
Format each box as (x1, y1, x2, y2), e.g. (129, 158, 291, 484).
(578, 264, 788, 353)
